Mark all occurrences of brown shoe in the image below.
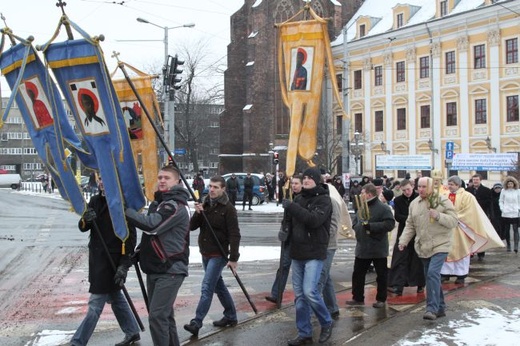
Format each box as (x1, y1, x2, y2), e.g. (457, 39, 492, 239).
(345, 299, 364, 306)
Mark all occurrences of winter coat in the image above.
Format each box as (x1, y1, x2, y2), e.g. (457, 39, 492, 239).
(286, 184, 332, 261)
(394, 191, 419, 239)
(226, 177, 240, 192)
(126, 185, 191, 275)
(79, 193, 137, 294)
(243, 176, 254, 192)
(190, 192, 241, 262)
(466, 184, 492, 216)
(499, 187, 520, 218)
(399, 195, 458, 258)
(352, 196, 395, 259)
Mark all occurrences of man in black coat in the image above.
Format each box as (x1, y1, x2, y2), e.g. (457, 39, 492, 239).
(225, 173, 240, 207)
(465, 173, 492, 260)
(347, 183, 395, 308)
(387, 179, 425, 295)
(242, 172, 254, 211)
(71, 177, 140, 346)
(282, 167, 333, 345)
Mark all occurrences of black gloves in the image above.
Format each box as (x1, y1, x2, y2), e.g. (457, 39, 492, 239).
(281, 199, 292, 209)
(362, 222, 371, 231)
(83, 208, 97, 223)
(114, 256, 131, 287)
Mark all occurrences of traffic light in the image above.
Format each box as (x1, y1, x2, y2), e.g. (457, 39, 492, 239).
(167, 54, 184, 91)
(273, 152, 279, 165)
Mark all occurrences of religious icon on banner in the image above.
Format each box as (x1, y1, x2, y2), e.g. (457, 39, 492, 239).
(290, 47, 313, 91)
(121, 101, 143, 139)
(19, 77, 54, 129)
(69, 80, 108, 135)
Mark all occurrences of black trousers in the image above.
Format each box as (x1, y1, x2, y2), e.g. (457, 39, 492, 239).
(352, 257, 388, 303)
(242, 190, 253, 207)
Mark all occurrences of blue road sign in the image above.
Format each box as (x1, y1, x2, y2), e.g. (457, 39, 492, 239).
(446, 141, 454, 151)
(174, 148, 186, 155)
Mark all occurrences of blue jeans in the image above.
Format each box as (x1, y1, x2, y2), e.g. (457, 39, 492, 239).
(147, 273, 185, 346)
(292, 259, 332, 338)
(421, 252, 448, 314)
(317, 249, 339, 314)
(270, 243, 292, 299)
(192, 256, 237, 326)
(71, 291, 139, 346)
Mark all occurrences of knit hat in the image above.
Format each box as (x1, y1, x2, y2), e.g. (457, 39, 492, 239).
(303, 167, 322, 186)
(382, 189, 394, 202)
(493, 183, 503, 189)
(372, 178, 383, 187)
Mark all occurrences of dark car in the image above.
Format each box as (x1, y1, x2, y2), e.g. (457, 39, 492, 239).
(202, 173, 267, 205)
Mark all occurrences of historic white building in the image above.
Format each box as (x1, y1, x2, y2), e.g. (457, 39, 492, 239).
(329, 0, 519, 182)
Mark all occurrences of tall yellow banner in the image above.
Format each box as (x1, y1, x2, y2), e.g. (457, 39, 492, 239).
(112, 63, 162, 201)
(277, 6, 347, 177)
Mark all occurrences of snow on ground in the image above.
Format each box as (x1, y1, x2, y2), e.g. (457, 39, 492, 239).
(397, 307, 520, 346)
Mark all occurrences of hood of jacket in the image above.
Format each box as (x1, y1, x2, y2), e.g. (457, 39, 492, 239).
(162, 185, 190, 204)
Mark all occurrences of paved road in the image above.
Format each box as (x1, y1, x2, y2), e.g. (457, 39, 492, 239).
(0, 189, 355, 346)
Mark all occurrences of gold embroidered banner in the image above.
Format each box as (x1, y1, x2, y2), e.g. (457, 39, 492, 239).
(277, 6, 348, 177)
(112, 63, 162, 201)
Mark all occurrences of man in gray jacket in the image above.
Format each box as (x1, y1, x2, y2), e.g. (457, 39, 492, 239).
(125, 165, 191, 346)
(399, 177, 457, 320)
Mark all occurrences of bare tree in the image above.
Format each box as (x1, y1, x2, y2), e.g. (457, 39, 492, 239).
(173, 40, 224, 174)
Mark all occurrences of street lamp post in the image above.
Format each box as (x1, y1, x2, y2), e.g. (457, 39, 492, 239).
(350, 131, 363, 176)
(136, 18, 195, 158)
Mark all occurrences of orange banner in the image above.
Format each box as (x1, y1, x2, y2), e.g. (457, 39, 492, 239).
(112, 65, 161, 201)
(277, 6, 347, 177)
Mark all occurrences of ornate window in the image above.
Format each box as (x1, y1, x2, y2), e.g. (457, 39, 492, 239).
(446, 102, 457, 126)
(506, 38, 518, 64)
(397, 108, 406, 130)
(374, 66, 383, 86)
(474, 44, 486, 69)
(507, 95, 519, 122)
(445, 51, 456, 74)
(396, 61, 405, 82)
(420, 105, 430, 129)
(419, 56, 429, 78)
(474, 99, 487, 124)
(374, 110, 383, 132)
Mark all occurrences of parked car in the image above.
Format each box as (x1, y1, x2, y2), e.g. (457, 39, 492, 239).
(0, 173, 22, 189)
(202, 173, 267, 205)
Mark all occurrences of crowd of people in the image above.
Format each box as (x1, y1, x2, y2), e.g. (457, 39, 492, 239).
(71, 166, 519, 345)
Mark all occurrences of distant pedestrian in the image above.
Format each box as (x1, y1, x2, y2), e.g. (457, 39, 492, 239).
(225, 173, 240, 207)
(499, 176, 520, 253)
(242, 172, 254, 211)
(192, 173, 205, 198)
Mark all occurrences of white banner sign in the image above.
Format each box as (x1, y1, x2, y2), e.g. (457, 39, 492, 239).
(376, 155, 432, 170)
(450, 153, 518, 171)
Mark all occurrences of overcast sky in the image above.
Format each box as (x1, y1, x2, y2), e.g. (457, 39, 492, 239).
(0, 0, 244, 96)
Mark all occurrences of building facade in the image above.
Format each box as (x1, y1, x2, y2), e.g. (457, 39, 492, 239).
(330, 0, 520, 182)
(0, 98, 44, 179)
(221, 0, 363, 174)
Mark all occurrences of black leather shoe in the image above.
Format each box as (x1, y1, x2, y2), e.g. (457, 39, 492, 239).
(184, 321, 201, 336)
(287, 335, 313, 345)
(115, 334, 140, 346)
(213, 317, 238, 327)
(331, 311, 340, 320)
(319, 323, 333, 343)
(265, 296, 277, 303)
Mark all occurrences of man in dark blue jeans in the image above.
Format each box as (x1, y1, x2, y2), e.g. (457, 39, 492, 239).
(184, 176, 241, 336)
(71, 176, 140, 346)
